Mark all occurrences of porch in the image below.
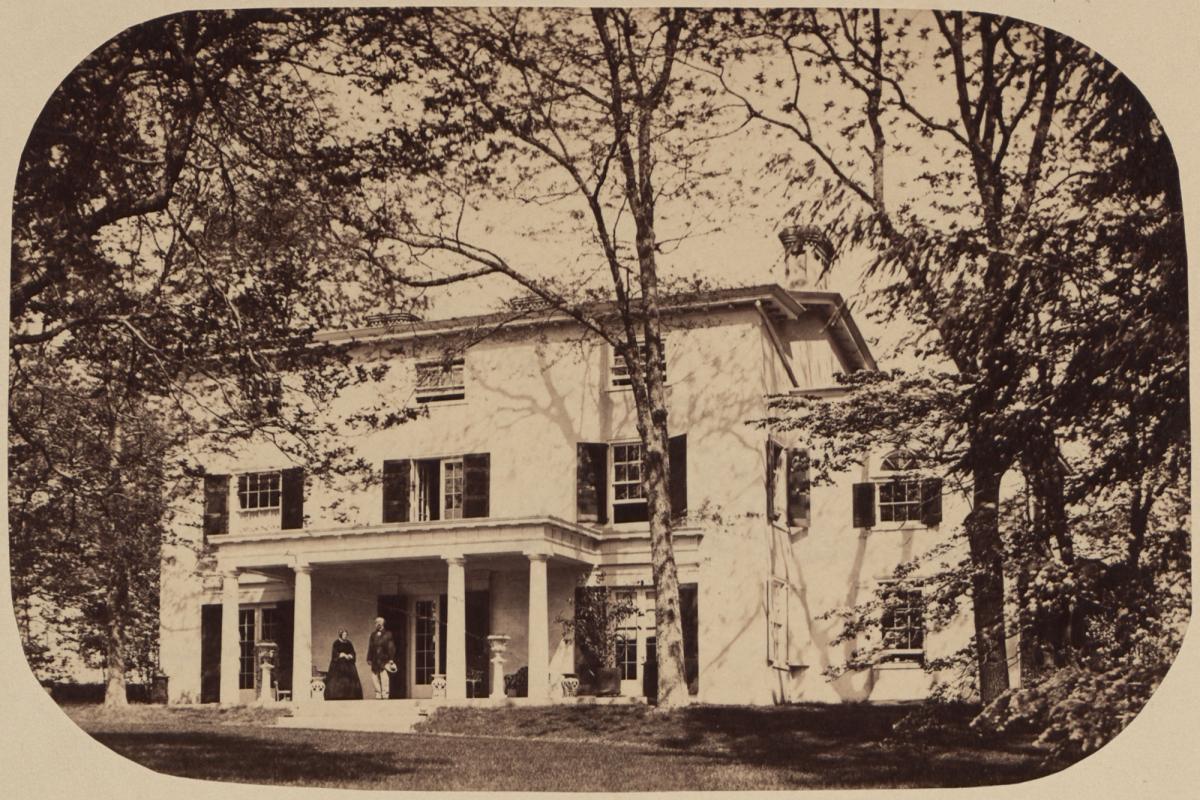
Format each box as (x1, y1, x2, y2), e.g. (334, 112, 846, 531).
(209, 516, 602, 707)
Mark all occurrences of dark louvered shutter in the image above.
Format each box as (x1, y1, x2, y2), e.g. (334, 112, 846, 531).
(466, 590, 490, 690)
(280, 467, 305, 530)
(669, 434, 687, 519)
(786, 449, 811, 527)
(203, 475, 229, 538)
(852, 482, 876, 529)
(276, 600, 294, 693)
(439, 593, 448, 678)
(199, 604, 221, 703)
(463, 453, 490, 518)
(382, 460, 411, 523)
(576, 442, 608, 524)
(921, 477, 943, 526)
(766, 440, 783, 521)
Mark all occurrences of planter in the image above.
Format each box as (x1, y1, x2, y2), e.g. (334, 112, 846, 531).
(560, 674, 580, 697)
(594, 666, 622, 697)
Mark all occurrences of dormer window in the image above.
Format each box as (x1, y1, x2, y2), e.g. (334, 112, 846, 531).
(415, 358, 465, 403)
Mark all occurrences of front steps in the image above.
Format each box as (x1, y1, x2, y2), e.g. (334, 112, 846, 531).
(277, 699, 434, 733)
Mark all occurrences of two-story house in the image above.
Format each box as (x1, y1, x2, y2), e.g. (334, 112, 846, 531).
(158, 226, 972, 709)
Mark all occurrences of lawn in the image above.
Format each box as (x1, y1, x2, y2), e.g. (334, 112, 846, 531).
(65, 702, 1063, 791)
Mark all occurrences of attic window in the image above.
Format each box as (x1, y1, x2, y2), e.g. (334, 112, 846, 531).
(880, 450, 920, 472)
(415, 358, 465, 403)
(611, 341, 666, 389)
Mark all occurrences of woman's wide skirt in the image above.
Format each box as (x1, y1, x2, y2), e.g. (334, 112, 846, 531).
(324, 660, 364, 700)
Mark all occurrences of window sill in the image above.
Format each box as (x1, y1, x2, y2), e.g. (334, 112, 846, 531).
(237, 508, 281, 519)
(872, 652, 925, 669)
(417, 399, 468, 408)
(604, 383, 673, 394)
(870, 521, 936, 532)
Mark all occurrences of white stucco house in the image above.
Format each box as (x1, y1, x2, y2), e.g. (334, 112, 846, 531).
(158, 227, 972, 710)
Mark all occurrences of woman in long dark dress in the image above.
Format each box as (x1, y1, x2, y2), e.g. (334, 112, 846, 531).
(324, 629, 364, 700)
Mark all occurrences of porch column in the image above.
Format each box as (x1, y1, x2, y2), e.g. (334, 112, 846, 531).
(219, 568, 241, 705)
(445, 556, 467, 700)
(526, 552, 550, 700)
(292, 563, 313, 704)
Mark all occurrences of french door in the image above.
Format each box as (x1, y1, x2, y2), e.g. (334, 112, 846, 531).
(410, 596, 440, 699)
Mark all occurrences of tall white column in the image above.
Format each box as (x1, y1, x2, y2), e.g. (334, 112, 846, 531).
(292, 563, 313, 704)
(219, 568, 241, 705)
(445, 556, 467, 700)
(526, 552, 550, 701)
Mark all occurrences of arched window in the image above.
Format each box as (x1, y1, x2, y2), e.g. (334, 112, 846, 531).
(879, 449, 920, 473)
(877, 450, 923, 523)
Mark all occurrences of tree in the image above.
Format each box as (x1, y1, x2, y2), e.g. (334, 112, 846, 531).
(707, 8, 1108, 703)
(9, 358, 176, 697)
(739, 9, 1186, 713)
(8, 9, 394, 704)
(324, 7, 729, 706)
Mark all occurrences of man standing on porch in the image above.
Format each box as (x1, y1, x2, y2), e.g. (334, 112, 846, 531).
(366, 616, 396, 699)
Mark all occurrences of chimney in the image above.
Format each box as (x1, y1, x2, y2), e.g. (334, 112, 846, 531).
(777, 225, 833, 291)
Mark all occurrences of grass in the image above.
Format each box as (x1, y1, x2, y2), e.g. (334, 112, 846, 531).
(64, 701, 1063, 791)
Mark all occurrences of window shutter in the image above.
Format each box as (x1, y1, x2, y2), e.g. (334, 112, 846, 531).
(680, 584, 699, 693)
(668, 434, 687, 519)
(382, 459, 411, 523)
(921, 477, 943, 526)
(203, 475, 229, 538)
(852, 482, 876, 529)
(438, 593, 448, 677)
(463, 453, 490, 518)
(786, 449, 811, 527)
(276, 600, 294, 693)
(576, 442, 608, 524)
(765, 440, 783, 521)
(280, 468, 304, 530)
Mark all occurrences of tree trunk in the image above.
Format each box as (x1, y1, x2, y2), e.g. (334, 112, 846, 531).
(102, 414, 129, 707)
(103, 572, 130, 707)
(966, 460, 1011, 704)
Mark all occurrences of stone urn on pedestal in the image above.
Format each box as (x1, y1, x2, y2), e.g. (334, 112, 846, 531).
(487, 634, 511, 701)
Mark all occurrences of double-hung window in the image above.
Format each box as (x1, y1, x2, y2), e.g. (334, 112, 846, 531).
(852, 450, 942, 529)
(879, 584, 925, 661)
(415, 358, 465, 403)
(575, 436, 687, 526)
(238, 471, 281, 511)
(611, 442, 647, 523)
(205, 468, 304, 535)
(877, 450, 923, 523)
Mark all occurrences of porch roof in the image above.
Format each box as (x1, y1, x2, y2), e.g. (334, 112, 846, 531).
(212, 515, 702, 572)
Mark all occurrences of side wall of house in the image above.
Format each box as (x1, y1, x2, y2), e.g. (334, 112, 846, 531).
(161, 301, 975, 705)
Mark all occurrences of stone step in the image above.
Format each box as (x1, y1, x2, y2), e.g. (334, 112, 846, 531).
(276, 714, 426, 733)
(288, 700, 432, 718)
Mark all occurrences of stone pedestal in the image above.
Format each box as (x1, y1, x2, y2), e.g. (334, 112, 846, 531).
(487, 635, 511, 700)
(254, 641, 279, 704)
